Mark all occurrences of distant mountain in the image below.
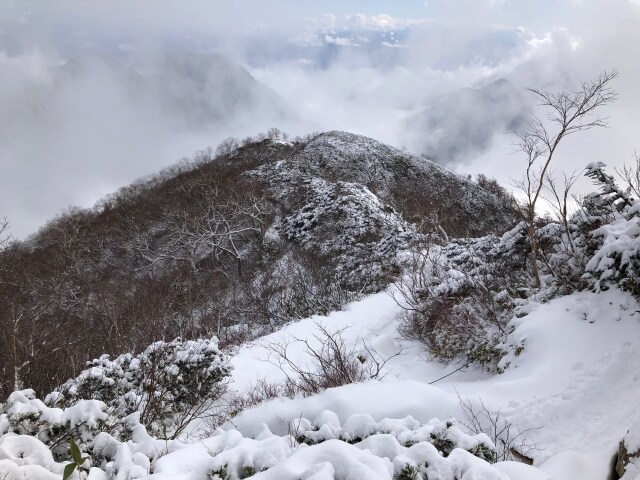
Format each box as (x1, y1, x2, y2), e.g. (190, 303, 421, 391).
(150, 53, 296, 127)
(0, 53, 302, 240)
(403, 79, 531, 164)
(0, 130, 517, 397)
(50, 52, 298, 130)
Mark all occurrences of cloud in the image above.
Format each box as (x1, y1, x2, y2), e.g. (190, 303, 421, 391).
(459, 1, 640, 195)
(1, 1, 639, 238)
(402, 79, 532, 164)
(0, 48, 304, 239)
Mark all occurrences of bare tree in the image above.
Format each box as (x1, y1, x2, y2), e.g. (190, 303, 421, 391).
(543, 169, 581, 254)
(265, 323, 404, 396)
(514, 70, 618, 287)
(0, 217, 10, 250)
(390, 243, 445, 316)
(215, 137, 240, 157)
(0, 217, 13, 291)
(457, 392, 541, 464)
(615, 151, 640, 199)
(130, 186, 265, 277)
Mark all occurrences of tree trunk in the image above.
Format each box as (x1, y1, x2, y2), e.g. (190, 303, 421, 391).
(528, 213, 542, 288)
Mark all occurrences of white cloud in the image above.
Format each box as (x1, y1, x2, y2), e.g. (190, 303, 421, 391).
(324, 34, 358, 47)
(2, 0, 640, 237)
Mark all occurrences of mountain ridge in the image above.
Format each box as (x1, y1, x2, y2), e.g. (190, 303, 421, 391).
(0, 130, 517, 397)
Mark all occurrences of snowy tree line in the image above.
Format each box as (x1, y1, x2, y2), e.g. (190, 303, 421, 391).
(394, 157, 640, 368)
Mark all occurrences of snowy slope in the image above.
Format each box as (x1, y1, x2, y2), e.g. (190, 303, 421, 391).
(1, 284, 638, 479)
(222, 287, 640, 479)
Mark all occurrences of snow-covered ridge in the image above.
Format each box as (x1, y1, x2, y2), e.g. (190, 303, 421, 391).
(289, 130, 473, 188)
(249, 131, 516, 282)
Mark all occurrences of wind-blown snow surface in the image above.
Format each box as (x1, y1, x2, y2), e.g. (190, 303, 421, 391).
(2, 288, 638, 479)
(218, 287, 640, 479)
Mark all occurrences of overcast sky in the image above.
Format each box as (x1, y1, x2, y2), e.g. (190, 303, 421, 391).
(1, 0, 640, 239)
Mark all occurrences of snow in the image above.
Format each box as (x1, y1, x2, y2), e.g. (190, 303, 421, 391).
(538, 451, 599, 480)
(2, 279, 639, 478)
(585, 214, 640, 287)
(250, 439, 391, 480)
(445, 288, 640, 479)
(0, 435, 59, 470)
(0, 435, 64, 480)
(622, 458, 640, 480)
(226, 286, 640, 478)
(493, 462, 550, 480)
(150, 420, 504, 480)
(228, 290, 406, 393)
(585, 161, 607, 173)
(626, 425, 640, 455)
(483, 289, 640, 460)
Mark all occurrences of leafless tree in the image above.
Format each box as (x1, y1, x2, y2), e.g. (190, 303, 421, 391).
(615, 151, 640, 199)
(543, 169, 581, 254)
(0, 217, 10, 251)
(266, 127, 284, 141)
(0, 217, 13, 293)
(130, 187, 265, 277)
(457, 392, 542, 464)
(390, 243, 445, 316)
(513, 70, 618, 287)
(265, 323, 404, 396)
(215, 137, 240, 157)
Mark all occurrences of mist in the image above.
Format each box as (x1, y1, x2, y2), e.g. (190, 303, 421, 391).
(1, 0, 639, 238)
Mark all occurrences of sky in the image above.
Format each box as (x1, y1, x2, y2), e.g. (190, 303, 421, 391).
(1, 0, 640, 239)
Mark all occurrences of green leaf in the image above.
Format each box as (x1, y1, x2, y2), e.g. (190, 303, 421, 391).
(63, 463, 77, 480)
(69, 438, 82, 465)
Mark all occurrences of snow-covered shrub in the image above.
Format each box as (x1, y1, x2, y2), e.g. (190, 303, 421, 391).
(580, 162, 640, 298)
(485, 163, 640, 301)
(394, 235, 529, 368)
(584, 209, 640, 297)
(584, 161, 635, 216)
(290, 412, 496, 464)
(521, 162, 640, 300)
(199, 413, 506, 480)
(0, 405, 548, 480)
(235, 249, 366, 330)
(395, 163, 640, 370)
(52, 337, 231, 438)
(0, 389, 108, 462)
(278, 177, 416, 291)
(0, 394, 184, 477)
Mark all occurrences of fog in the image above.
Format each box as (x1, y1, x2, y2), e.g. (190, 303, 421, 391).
(1, 0, 639, 238)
